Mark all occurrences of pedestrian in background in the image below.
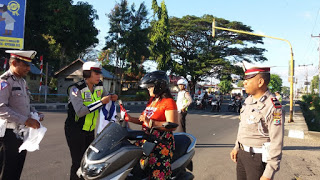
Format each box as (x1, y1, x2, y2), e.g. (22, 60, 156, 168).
(275, 91, 282, 104)
(0, 50, 44, 180)
(64, 61, 117, 180)
(176, 78, 192, 132)
(230, 61, 284, 180)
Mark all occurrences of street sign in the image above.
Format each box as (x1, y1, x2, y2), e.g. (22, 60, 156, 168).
(0, 0, 26, 49)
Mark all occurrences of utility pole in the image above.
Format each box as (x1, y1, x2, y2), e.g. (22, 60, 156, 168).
(311, 34, 320, 96)
(298, 64, 313, 94)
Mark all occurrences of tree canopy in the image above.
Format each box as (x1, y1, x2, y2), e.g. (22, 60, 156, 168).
(269, 74, 283, 93)
(149, 0, 171, 71)
(168, 15, 266, 93)
(311, 75, 319, 94)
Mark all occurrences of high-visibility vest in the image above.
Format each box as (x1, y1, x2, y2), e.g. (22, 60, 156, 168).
(66, 80, 103, 131)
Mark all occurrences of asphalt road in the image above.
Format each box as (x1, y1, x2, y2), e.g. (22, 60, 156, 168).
(19, 101, 240, 180)
(19, 101, 305, 180)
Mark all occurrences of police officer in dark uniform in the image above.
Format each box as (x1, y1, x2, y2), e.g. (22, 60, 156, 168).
(230, 62, 284, 180)
(65, 61, 118, 180)
(0, 50, 43, 180)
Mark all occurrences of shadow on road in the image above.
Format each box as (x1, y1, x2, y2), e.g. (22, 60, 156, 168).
(195, 144, 235, 148)
(283, 146, 320, 151)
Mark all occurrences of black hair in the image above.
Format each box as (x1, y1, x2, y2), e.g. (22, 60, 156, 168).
(159, 88, 173, 100)
(259, 73, 270, 85)
(83, 70, 91, 78)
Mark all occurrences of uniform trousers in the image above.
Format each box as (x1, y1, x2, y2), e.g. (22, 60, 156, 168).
(179, 111, 188, 132)
(236, 149, 266, 180)
(0, 129, 27, 180)
(65, 125, 94, 180)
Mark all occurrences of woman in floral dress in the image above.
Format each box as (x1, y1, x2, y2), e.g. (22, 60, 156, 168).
(127, 71, 178, 180)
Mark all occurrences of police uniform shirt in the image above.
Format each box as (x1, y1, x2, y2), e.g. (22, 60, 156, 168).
(0, 70, 36, 126)
(234, 90, 284, 178)
(68, 82, 109, 118)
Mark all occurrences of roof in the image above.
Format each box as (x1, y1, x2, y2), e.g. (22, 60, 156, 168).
(54, 59, 116, 79)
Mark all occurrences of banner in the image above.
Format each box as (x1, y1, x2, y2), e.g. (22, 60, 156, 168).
(0, 0, 26, 49)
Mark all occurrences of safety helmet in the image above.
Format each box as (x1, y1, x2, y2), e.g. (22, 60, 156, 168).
(139, 71, 169, 96)
(177, 78, 188, 88)
(83, 61, 102, 73)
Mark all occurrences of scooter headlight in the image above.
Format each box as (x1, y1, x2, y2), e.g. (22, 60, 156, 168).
(83, 162, 110, 178)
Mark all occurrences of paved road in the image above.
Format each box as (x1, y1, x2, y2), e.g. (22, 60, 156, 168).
(19, 102, 318, 180)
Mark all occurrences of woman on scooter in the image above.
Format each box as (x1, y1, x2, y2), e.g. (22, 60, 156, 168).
(126, 70, 178, 180)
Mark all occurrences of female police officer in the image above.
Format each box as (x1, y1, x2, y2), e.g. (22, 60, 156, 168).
(64, 61, 117, 180)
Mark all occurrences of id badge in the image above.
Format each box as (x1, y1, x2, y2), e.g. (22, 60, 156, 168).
(84, 92, 92, 101)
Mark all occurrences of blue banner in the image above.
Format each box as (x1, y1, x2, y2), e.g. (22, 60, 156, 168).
(0, 0, 26, 49)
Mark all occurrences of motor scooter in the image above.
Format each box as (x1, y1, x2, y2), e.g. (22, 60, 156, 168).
(77, 116, 196, 180)
(211, 98, 221, 112)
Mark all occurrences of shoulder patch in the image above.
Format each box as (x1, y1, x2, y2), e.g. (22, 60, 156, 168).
(271, 97, 282, 108)
(72, 87, 79, 96)
(273, 109, 282, 125)
(0, 81, 8, 90)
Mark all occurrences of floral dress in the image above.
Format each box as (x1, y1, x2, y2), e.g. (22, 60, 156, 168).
(138, 97, 177, 180)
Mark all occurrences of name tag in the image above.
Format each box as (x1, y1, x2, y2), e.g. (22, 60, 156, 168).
(84, 92, 92, 101)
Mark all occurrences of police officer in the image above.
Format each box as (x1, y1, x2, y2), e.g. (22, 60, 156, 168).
(230, 61, 284, 180)
(0, 50, 43, 180)
(64, 61, 118, 180)
(176, 78, 192, 132)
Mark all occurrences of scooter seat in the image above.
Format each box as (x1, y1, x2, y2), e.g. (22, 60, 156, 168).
(172, 134, 191, 162)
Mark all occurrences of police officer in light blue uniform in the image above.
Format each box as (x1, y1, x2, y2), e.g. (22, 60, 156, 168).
(64, 61, 118, 180)
(0, 50, 43, 180)
(230, 62, 284, 180)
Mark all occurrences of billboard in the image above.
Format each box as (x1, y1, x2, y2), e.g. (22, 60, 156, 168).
(0, 0, 26, 49)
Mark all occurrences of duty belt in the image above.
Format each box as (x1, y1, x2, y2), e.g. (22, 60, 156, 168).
(239, 142, 263, 154)
(6, 122, 16, 129)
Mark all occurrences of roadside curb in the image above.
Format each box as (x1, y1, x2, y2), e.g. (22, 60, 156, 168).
(284, 104, 320, 139)
(32, 101, 148, 111)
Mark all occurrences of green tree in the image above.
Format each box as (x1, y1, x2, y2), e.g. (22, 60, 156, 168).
(149, 0, 171, 71)
(237, 80, 244, 87)
(23, 0, 99, 71)
(269, 74, 282, 93)
(104, 0, 149, 94)
(219, 80, 233, 94)
(282, 86, 289, 97)
(311, 75, 319, 94)
(169, 15, 266, 94)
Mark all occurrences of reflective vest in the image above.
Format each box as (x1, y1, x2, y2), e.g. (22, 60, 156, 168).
(66, 80, 103, 131)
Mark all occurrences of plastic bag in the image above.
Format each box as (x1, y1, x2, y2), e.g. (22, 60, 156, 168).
(19, 112, 47, 152)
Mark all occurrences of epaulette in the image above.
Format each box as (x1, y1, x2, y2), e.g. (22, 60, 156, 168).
(259, 95, 267, 103)
(0, 74, 10, 80)
(271, 97, 282, 108)
(67, 80, 85, 95)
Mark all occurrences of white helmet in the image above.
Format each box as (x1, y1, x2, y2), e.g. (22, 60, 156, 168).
(177, 79, 188, 87)
(83, 61, 102, 73)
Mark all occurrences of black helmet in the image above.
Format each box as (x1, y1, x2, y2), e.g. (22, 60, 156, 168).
(139, 71, 169, 96)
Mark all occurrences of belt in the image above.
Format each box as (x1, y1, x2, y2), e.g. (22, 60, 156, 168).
(6, 123, 16, 129)
(239, 142, 263, 154)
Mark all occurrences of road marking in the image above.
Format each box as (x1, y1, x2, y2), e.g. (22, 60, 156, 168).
(201, 115, 209, 117)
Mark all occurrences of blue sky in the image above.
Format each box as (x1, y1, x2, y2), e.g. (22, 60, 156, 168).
(75, 0, 320, 88)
